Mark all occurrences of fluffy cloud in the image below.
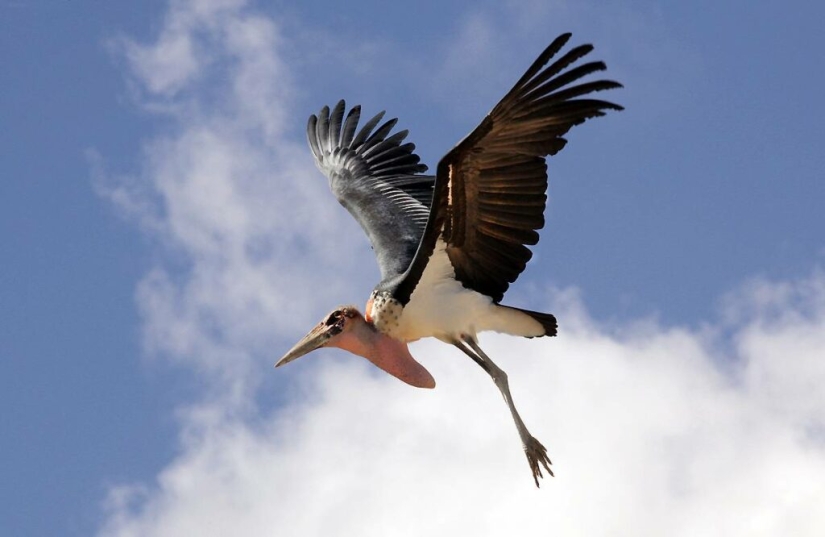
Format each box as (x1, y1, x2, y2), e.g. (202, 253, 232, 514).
(98, 276, 825, 536)
(96, 1, 825, 535)
(97, 0, 374, 400)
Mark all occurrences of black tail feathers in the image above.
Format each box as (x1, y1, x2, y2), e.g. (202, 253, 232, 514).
(509, 307, 558, 337)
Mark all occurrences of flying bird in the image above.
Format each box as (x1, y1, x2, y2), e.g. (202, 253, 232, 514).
(277, 33, 622, 486)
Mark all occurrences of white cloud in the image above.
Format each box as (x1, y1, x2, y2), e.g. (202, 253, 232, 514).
(98, 275, 825, 536)
(95, 1, 825, 535)
(96, 0, 373, 398)
(113, 0, 249, 97)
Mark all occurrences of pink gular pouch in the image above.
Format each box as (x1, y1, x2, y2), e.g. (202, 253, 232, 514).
(276, 306, 435, 389)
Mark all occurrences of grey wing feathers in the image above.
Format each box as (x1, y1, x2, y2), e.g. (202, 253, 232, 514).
(307, 100, 434, 283)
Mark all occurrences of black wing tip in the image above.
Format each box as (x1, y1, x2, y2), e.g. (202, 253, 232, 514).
(541, 32, 573, 53)
(517, 33, 575, 87)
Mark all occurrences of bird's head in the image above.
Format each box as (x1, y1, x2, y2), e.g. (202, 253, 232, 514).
(276, 306, 435, 389)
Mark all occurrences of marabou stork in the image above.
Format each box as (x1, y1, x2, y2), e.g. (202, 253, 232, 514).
(277, 33, 622, 486)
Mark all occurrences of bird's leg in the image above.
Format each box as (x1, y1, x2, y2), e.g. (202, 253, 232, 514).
(453, 336, 553, 486)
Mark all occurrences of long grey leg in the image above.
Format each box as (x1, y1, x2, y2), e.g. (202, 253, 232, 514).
(453, 336, 553, 486)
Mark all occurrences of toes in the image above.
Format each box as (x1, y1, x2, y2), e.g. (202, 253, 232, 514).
(524, 438, 554, 485)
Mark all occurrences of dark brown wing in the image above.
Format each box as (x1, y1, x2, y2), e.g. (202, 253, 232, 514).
(391, 33, 622, 304)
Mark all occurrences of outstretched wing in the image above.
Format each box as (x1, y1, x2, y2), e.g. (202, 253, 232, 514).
(393, 33, 623, 304)
(307, 100, 434, 283)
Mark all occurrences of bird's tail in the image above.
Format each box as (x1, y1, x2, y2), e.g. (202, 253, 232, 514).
(505, 306, 558, 337)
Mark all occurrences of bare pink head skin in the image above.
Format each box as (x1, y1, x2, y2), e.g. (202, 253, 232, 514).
(275, 306, 435, 389)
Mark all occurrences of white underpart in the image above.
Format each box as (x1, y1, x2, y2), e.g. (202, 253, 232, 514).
(395, 239, 544, 342)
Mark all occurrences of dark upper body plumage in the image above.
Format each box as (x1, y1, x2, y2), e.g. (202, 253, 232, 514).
(307, 33, 622, 306)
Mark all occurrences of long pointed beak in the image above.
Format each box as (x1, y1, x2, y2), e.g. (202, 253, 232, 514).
(275, 323, 334, 368)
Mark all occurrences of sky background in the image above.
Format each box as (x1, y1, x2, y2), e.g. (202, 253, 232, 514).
(2, 0, 824, 535)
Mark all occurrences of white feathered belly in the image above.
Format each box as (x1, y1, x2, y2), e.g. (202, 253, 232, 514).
(382, 240, 544, 342)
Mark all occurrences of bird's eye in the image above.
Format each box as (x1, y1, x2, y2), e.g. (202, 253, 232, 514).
(325, 312, 340, 326)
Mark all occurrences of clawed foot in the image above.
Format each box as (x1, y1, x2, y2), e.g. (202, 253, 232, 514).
(524, 436, 553, 487)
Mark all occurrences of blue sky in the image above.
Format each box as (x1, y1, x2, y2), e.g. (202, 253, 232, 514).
(2, 1, 824, 535)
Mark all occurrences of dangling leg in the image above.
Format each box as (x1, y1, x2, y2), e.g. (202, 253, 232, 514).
(453, 335, 553, 486)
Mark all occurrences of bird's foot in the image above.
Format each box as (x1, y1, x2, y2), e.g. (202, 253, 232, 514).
(524, 436, 553, 487)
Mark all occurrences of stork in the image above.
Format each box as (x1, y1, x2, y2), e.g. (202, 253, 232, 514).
(276, 33, 622, 486)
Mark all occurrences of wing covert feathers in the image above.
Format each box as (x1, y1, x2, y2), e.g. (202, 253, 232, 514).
(396, 33, 623, 304)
